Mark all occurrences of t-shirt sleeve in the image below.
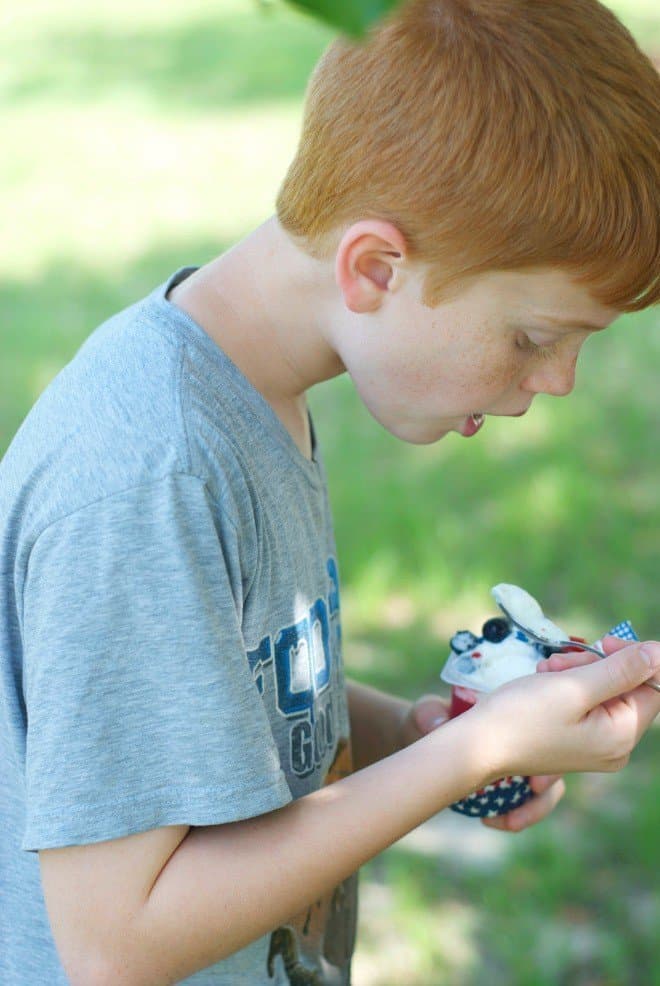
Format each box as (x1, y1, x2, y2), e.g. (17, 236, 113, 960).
(21, 472, 291, 852)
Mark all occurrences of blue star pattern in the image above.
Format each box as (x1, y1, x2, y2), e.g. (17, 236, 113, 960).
(450, 776, 533, 817)
(450, 619, 638, 818)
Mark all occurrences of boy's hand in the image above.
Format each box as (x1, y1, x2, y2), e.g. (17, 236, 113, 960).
(536, 633, 626, 673)
(481, 636, 658, 831)
(399, 694, 451, 748)
(403, 694, 566, 832)
(477, 640, 660, 780)
(478, 637, 645, 833)
(480, 642, 606, 833)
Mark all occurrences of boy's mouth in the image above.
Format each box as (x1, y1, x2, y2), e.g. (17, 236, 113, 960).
(460, 412, 485, 437)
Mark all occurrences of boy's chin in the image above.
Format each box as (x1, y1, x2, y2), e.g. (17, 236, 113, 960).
(366, 401, 469, 444)
(384, 419, 456, 445)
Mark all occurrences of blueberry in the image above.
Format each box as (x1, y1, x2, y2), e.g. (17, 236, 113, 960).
(481, 617, 511, 643)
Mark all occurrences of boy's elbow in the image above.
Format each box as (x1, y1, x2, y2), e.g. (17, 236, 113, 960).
(68, 950, 165, 986)
(40, 826, 191, 986)
(64, 954, 114, 986)
(52, 914, 171, 986)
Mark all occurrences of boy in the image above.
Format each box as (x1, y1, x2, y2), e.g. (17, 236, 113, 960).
(1, 0, 659, 983)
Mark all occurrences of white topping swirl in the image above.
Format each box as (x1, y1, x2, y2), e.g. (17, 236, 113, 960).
(491, 583, 567, 644)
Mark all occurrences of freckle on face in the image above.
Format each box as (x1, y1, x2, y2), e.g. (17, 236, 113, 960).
(452, 335, 514, 394)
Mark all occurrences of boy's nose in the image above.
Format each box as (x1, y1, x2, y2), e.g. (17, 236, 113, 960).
(523, 353, 578, 398)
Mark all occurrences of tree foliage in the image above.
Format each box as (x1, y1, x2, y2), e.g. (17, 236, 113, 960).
(283, 0, 403, 37)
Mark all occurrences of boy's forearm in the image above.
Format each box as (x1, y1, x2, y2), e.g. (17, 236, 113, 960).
(346, 677, 413, 769)
(115, 710, 489, 986)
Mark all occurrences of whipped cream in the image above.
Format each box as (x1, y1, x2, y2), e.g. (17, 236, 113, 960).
(440, 627, 542, 693)
(491, 583, 568, 645)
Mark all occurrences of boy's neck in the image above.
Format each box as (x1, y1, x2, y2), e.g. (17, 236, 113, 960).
(167, 217, 344, 459)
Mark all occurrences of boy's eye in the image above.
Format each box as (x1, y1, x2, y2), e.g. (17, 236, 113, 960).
(515, 332, 560, 360)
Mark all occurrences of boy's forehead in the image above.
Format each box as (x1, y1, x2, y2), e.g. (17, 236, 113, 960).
(459, 268, 619, 330)
(520, 271, 618, 330)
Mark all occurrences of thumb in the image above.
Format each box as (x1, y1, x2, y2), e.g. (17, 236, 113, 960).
(571, 640, 660, 704)
(412, 695, 450, 734)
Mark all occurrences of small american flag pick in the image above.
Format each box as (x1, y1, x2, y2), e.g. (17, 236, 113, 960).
(607, 620, 638, 642)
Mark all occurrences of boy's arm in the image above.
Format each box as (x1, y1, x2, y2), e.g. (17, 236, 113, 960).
(346, 677, 454, 768)
(40, 707, 489, 986)
(41, 640, 660, 986)
(346, 678, 414, 768)
(346, 678, 564, 832)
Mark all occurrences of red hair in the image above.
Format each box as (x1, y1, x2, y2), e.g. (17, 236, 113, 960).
(277, 0, 660, 310)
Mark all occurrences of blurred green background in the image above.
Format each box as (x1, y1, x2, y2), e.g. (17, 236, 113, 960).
(2, 1, 658, 982)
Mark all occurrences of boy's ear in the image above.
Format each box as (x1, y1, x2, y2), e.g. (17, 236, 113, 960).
(335, 220, 407, 313)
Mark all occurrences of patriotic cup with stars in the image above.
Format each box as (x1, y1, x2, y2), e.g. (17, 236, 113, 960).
(445, 619, 638, 819)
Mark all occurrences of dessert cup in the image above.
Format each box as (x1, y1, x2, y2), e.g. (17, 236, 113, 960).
(440, 595, 639, 819)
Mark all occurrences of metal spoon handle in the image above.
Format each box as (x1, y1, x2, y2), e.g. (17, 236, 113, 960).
(531, 636, 660, 690)
(552, 638, 605, 658)
(497, 603, 660, 692)
(550, 638, 660, 693)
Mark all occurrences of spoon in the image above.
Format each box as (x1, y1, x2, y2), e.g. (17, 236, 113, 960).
(497, 601, 660, 693)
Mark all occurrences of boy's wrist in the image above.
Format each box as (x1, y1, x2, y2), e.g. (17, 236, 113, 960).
(461, 688, 553, 784)
(424, 703, 505, 798)
(466, 698, 518, 785)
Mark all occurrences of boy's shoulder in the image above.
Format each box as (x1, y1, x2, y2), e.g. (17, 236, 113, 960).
(0, 269, 251, 547)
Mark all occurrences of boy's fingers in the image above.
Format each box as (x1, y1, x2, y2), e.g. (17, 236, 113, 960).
(482, 778, 566, 832)
(538, 652, 599, 673)
(599, 637, 660, 695)
(411, 695, 450, 734)
(572, 641, 660, 705)
(538, 636, 659, 682)
(529, 774, 562, 795)
(622, 679, 660, 737)
(538, 636, 628, 674)
(600, 635, 632, 655)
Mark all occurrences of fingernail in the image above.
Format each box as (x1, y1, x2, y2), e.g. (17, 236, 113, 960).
(640, 643, 660, 669)
(431, 716, 446, 728)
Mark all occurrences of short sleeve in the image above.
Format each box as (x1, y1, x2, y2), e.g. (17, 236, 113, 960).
(21, 473, 291, 851)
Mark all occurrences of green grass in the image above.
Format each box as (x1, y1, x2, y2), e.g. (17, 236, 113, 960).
(356, 727, 660, 985)
(2, 1, 659, 982)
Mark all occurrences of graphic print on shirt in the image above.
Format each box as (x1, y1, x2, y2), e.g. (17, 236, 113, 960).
(247, 557, 356, 983)
(247, 558, 344, 781)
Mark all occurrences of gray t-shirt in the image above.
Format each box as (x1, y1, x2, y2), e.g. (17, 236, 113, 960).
(0, 267, 356, 985)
